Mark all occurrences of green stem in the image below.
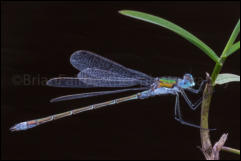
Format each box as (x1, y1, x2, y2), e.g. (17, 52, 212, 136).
(211, 19, 240, 84)
(222, 146, 240, 155)
(211, 59, 223, 85)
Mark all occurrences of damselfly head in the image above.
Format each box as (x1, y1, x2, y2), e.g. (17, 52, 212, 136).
(178, 73, 195, 88)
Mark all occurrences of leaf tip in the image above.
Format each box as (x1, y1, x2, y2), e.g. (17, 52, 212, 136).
(118, 10, 128, 15)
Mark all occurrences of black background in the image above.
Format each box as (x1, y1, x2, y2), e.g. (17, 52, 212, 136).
(1, 1, 240, 160)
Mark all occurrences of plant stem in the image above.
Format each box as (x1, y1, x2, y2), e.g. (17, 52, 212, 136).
(222, 146, 240, 155)
(211, 19, 240, 84)
(200, 19, 240, 160)
(211, 60, 223, 85)
(200, 73, 213, 159)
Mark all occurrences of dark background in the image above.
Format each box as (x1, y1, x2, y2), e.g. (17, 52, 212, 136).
(1, 1, 240, 160)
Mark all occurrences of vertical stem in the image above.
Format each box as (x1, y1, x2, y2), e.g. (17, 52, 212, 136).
(201, 19, 240, 159)
(200, 73, 213, 159)
(211, 61, 222, 85)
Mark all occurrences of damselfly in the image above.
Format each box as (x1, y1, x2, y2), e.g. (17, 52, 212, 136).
(10, 50, 208, 131)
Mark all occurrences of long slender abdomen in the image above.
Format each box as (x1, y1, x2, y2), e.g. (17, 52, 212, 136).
(10, 93, 140, 131)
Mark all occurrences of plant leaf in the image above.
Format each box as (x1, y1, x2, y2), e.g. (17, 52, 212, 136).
(119, 10, 219, 63)
(215, 73, 240, 85)
(226, 41, 240, 57)
(223, 19, 240, 57)
(211, 19, 240, 84)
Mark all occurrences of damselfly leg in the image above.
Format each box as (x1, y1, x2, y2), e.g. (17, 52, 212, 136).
(174, 92, 203, 129)
(174, 80, 215, 130)
(180, 80, 207, 110)
(180, 90, 202, 111)
(186, 80, 207, 94)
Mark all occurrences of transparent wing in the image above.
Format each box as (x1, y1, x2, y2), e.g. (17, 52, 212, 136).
(46, 77, 147, 88)
(47, 50, 154, 88)
(46, 77, 95, 88)
(70, 50, 153, 81)
(78, 68, 128, 79)
(77, 68, 153, 87)
(77, 77, 143, 87)
(46, 76, 153, 88)
(50, 87, 148, 102)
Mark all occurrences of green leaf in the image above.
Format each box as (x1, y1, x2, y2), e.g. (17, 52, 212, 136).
(226, 41, 240, 57)
(215, 73, 240, 85)
(222, 19, 240, 57)
(211, 20, 240, 84)
(119, 10, 219, 63)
